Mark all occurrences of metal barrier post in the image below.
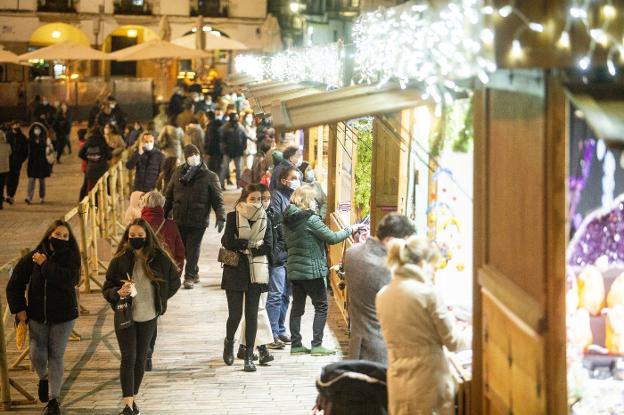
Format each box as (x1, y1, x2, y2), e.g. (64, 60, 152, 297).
(89, 191, 99, 286)
(78, 200, 92, 294)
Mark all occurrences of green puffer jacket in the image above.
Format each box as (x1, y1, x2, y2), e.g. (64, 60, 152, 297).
(282, 204, 352, 281)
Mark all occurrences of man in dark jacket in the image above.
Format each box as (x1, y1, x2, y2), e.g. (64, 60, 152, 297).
(33, 96, 55, 128)
(269, 145, 302, 189)
(204, 111, 223, 173)
(78, 130, 112, 192)
(167, 88, 185, 123)
(107, 96, 126, 132)
(164, 144, 226, 289)
(96, 103, 119, 128)
(219, 113, 247, 189)
(126, 132, 165, 193)
(4, 121, 29, 205)
(265, 166, 300, 348)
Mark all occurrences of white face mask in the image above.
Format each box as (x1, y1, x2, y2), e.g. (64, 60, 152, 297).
(34, 128, 41, 136)
(251, 202, 262, 210)
(144, 142, 154, 151)
(262, 201, 270, 210)
(294, 158, 302, 167)
(289, 179, 301, 190)
(187, 154, 201, 167)
(110, 103, 116, 109)
(305, 169, 315, 182)
(245, 116, 253, 125)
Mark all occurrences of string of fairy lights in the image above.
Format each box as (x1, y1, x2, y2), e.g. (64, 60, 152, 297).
(234, 1, 624, 96)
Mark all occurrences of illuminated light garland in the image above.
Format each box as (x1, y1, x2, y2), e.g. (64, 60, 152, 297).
(351, 1, 496, 112)
(234, 43, 344, 88)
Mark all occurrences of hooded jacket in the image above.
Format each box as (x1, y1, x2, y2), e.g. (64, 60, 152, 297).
(6, 126, 28, 170)
(164, 162, 225, 229)
(27, 122, 51, 179)
(282, 204, 351, 281)
(141, 205, 185, 271)
(79, 133, 112, 181)
(6, 239, 81, 324)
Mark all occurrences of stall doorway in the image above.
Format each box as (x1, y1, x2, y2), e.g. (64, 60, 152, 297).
(110, 36, 137, 77)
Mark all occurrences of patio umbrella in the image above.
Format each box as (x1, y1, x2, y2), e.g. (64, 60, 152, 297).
(0, 48, 21, 64)
(108, 39, 210, 61)
(16, 41, 109, 61)
(172, 33, 248, 51)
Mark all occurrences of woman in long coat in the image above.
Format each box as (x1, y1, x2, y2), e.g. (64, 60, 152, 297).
(377, 236, 467, 415)
(25, 122, 52, 204)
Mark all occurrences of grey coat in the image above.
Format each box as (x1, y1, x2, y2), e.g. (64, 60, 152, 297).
(344, 238, 390, 364)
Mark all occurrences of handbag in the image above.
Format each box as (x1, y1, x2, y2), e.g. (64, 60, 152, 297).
(218, 247, 240, 267)
(45, 138, 56, 165)
(114, 297, 133, 330)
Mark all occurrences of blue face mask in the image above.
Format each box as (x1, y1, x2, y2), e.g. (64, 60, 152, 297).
(289, 179, 301, 190)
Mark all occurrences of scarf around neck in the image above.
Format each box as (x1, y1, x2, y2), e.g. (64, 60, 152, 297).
(179, 164, 201, 184)
(235, 202, 267, 247)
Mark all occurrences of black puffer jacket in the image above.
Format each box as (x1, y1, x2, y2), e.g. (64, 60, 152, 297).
(6, 242, 81, 324)
(102, 250, 181, 316)
(220, 211, 271, 292)
(27, 122, 51, 179)
(164, 163, 225, 229)
(79, 135, 112, 181)
(221, 123, 247, 158)
(126, 148, 165, 192)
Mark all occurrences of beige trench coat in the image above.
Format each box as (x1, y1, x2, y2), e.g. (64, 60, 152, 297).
(376, 264, 464, 415)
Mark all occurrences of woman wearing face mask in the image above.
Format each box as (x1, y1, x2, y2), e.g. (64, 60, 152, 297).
(79, 128, 113, 192)
(6, 220, 81, 415)
(377, 236, 467, 415)
(221, 183, 273, 372)
(300, 163, 328, 221)
(103, 218, 181, 415)
(25, 122, 52, 204)
(104, 123, 126, 166)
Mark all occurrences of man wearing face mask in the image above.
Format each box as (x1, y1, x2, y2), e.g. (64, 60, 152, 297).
(107, 96, 126, 132)
(219, 112, 247, 189)
(34, 96, 55, 128)
(126, 132, 165, 193)
(269, 146, 302, 190)
(165, 144, 225, 289)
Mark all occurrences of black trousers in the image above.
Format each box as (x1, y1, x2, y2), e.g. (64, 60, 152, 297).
(290, 278, 328, 348)
(178, 226, 206, 280)
(6, 164, 22, 198)
(147, 322, 157, 359)
(115, 318, 157, 397)
(55, 134, 68, 162)
(0, 173, 6, 205)
(225, 286, 262, 351)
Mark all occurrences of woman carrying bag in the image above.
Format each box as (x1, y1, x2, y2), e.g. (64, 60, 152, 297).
(221, 183, 272, 372)
(103, 218, 181, 415)
(6, 220, 81, 415)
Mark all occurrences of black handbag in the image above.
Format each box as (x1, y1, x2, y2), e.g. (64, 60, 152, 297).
(114, 297, 133, 330)
(218, 247, 240, 267)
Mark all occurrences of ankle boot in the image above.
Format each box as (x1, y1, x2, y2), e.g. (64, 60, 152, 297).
(258, 345, 274, 365)
(223, 338, 234, 366)
(243, 347, 257, 372)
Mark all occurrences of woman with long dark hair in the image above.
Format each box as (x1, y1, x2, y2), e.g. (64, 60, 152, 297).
(221, 183, 272, 372)
(103, 218, 181, 415)
(6, 220, 81, 415)
(52, 101, 72, 163)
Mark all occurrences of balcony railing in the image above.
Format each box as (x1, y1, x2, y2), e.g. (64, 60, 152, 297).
(191, 0, 227, 17)
(37, 0, 77, 13)
(113, 0, 152, 16)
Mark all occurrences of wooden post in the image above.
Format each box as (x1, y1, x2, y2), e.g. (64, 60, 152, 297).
(326, 122, 339, 224)
(109, 168, 118, 243)
(78, 200, 92, 294)
(89, 192, 99, 286)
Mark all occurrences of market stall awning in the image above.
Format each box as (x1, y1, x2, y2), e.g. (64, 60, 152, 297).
(243, 81, 306, 98)
(226, 74, 264, 87)
(271, 84, 425, 130)
(250, 86, 322, 116)
(17, 41, 110, 61)
(565, 86, 624, 146)
(108, 39, 210, 61)
(172, 33, 248, 51)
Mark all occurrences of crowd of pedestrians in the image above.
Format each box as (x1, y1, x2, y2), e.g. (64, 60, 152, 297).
(2, 83, 470, 415)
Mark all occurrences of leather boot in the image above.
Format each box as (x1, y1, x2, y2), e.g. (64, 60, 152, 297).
(258, 345, 274, 365)
(243, 346, 257, 372)
(223, 338, 234, 366)
(237, 344, 258, 361)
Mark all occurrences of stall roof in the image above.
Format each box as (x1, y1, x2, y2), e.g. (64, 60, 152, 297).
(565, 85, 624, 146)
(244, 81, 308, 98)
(226, 74, 262, 87)
(271, 84, 426, 130)
(251, 87, 322, 116)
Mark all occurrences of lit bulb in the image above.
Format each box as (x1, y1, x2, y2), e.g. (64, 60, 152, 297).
(511, 39, 523, 58)
(482, 6, 494, 15)
(578, 56, 591, 71)
(557, 31, 570, 48)
(480, 28, 495, 45)
(51, 30, 61, 39)
(607, 59, 616, 76)
(528, 23, 544, 33)
(603, 4, 616, 19)
(498, 5, 513, 17)
(570, 7, 587, 19)
(590, 29, 609, 47)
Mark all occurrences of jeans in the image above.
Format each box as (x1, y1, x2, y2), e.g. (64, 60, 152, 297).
(29, 319, 76, 400)
(115, 318, 157, 397)
(220, 155, 242, 188)
(6, 163, 23, 198)
(177, 226, 206, 280)
(290, 278, 328, 348)
(225, 286, 261, 351)
(266, 266, 290, 338)
(27, 177, 46, 201)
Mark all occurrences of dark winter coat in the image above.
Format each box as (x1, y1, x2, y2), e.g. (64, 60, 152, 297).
(6, 241, 81, 324)
(102, 249, 181, 316)
(205, 119, 223, 156)
(126, 148, 165, 192)
(34, 103, 55, 127)
(96, 111, 119, 128)
(6, 127, 28, 171)
(164, 163, 225, 229)
(282, 204, 352, 281)
(141, 206, 185, 271)
(167, 93, 184, 119)
(266, 208, 287, 267)
(27, 123, 51, 179)
(221, 122, 247, 158)
(220, 211, 271, 292)
(269, 185, 293, 216)
(52, 110, 72, 139)
(79, 135, 112, 181)
(270, 159, 296, 189)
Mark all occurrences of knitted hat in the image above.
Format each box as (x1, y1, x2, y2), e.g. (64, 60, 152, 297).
(183, 144, 200, 158)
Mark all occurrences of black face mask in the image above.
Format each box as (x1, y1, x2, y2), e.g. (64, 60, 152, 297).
(129, 237, 146, 250)
(49, 237, 70, 252)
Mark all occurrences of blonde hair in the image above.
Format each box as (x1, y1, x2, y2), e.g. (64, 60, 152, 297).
(386, 235, 440, 268)
(290, 184, 318, 210)
(143, 190, 166, 208)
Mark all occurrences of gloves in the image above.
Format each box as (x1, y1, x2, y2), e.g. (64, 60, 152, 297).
(216, 219, 225, 233)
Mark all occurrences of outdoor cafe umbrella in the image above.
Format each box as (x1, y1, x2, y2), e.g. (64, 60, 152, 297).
(16, 41, 109, 61)
(172, 33, 248, 51)
(0, 47, 21, 64)
(108, 39, 210, 61)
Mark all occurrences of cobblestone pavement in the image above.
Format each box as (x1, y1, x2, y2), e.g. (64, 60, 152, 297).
(3, 186, 349, 414)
